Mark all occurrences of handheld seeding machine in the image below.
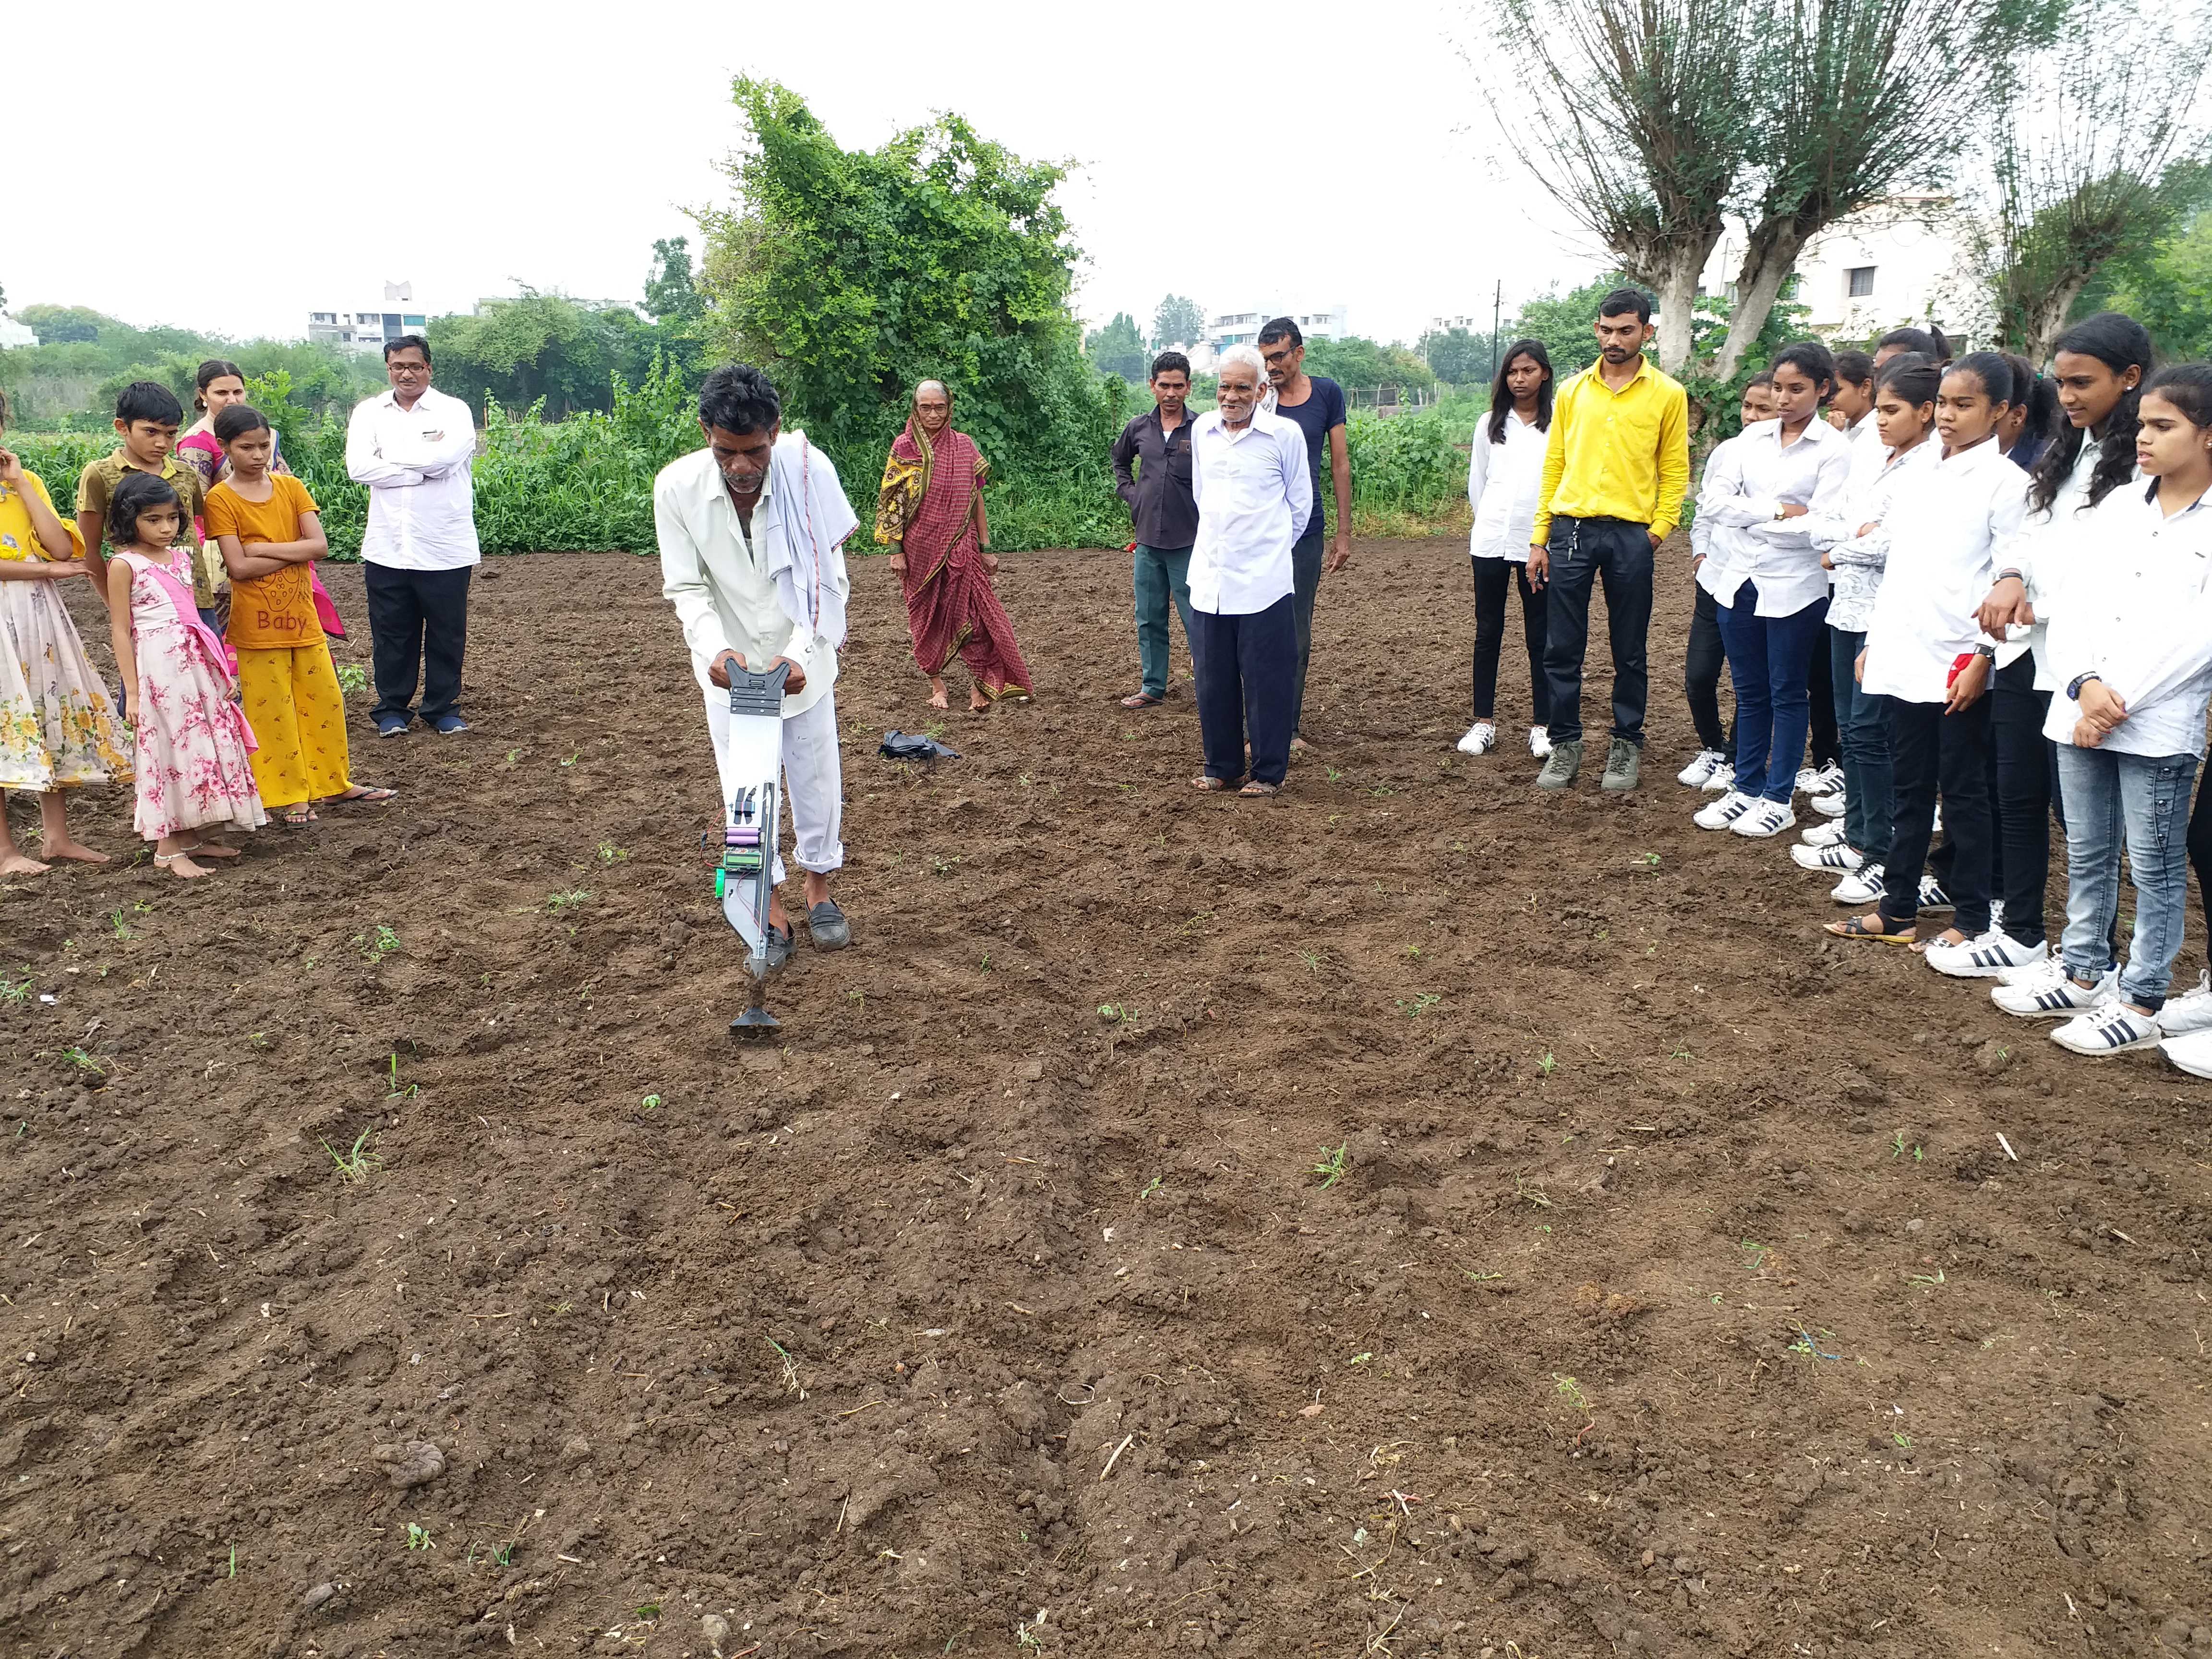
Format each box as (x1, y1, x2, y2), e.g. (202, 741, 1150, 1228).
(707, 661, 792, 1034)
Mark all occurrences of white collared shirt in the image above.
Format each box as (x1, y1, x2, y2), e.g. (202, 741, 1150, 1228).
(1189, 407, 1312, 615)
(1861, 436, 2028, 703)
(1467, 409, 1547, 563)
(1694, 416, 1853, 617)
(2040, 481, 2212, 757)
(2009, 439, 2125, 685)
(654, 439, 842, 718)
(1813, 437, 1936, 635)
(345, 385, 481, 570)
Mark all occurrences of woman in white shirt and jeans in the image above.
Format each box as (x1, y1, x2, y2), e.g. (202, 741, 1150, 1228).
(1995, 366, 2212, 1055)
(1689, 341, 1854, 840)
(1460, 341, 1555, 759)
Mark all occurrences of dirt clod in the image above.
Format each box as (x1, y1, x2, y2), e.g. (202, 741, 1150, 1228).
(371, 1440, 445, 1489)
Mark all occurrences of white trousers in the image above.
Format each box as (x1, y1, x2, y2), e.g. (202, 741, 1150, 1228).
(702, 685, 844, 884)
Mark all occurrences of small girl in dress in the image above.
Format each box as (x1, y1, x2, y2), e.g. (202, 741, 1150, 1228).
(105, 472, 265, 877)
(0, 391, 132, 874)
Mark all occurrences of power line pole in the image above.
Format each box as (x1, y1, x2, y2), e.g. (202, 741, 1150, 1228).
(1491, 279, 1503, 382)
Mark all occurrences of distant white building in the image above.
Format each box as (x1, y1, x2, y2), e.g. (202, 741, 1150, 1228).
(1699, 195, 1993, 349)
(0, 314, 36, 349)
(308, 281, 431, 353)
(1206, 303, 1352, 352)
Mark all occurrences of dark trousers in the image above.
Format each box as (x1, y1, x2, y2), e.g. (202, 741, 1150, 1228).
(1712, 587, 1826, 804)
(2188, 757, 2212, 976)
(1191, 596, 1296, 787)
(1829, 627, 1891, 867)
(1685, 584, 1734, 757)
(1542, 515, 1654, 748)
(1132, 543, 1195, 698)
(1288, 526, 1325, 736)
(1807, 630, 1839, 769)
(1881, 693, 1995, 936)
(365, 561, 471, 723)
(1991, 653, 2056, 945)
(1470, 557, 1550, 726)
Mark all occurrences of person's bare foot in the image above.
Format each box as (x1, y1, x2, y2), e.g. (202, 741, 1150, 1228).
(155, 851, 211, 880)
(928, 688, 950, 710)
(969, 692, 991, 712)
(40, 837, 108, 864)
(178, 835, 240, 859)
(0, 851, 50, 877)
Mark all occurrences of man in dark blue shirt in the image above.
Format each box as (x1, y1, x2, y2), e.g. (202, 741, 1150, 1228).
(1258, 317, 1352, 749)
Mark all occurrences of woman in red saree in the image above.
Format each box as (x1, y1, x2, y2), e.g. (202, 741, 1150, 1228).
(875, 381, 1034, 710)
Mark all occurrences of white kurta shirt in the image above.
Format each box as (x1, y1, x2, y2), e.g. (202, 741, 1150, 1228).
(1860, 435, 2028, 704)
(1189, 407, 1312, 615)
(1467, 409, 1547, 563)
(654, 440, 849, 719)
(2040, 481, 2212, 758)
(2008, 439, 2126, 686)
(1694, 416, 1853, 617)
(345, 385, 481, 570)
(1810, 437, 1936, 636)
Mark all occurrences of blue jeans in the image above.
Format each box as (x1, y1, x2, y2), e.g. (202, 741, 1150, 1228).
(2056, 744, 2200, 1010)
(1829, 626, 1891, 866)
(1132, 543, 1194, 698)
(1712, 585, 1826, 803)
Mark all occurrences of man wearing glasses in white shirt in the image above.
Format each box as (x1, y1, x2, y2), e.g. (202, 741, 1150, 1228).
(1187, 346, 1312, 798)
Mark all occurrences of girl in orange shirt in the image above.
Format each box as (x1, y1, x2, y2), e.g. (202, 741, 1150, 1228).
(204, 405, 394, 823)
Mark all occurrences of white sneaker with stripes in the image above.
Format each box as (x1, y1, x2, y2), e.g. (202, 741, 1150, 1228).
(1731, 800, 1796, 838)
(2052, 1002, 2163, 1055)
(2161, 1025, 2212, 1078)
(1694, 790, 1757, 831)
(1677, 748, 1727, 788)
(1924, 929, 2047, 979)
(1801, 818, 1850, 847)
(1791, 839, 1863, 872)
(2156, 970, 2212, 1036)
(1992, 962, 2116, 1019)
(1830, 863, 1883, 904)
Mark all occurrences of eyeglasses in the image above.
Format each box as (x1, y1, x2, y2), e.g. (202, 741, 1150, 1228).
(1261, 349, 1294, 366)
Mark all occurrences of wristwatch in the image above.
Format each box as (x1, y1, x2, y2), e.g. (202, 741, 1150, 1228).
(2068, 672, 2101, 700)
(1973, 644, 1996, 660)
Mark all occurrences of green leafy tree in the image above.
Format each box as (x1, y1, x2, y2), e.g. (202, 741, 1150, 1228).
(427, 291, 670, 420)
(644, 236, 706, 326)
(2092, 202, 2212, 360)
(1507, 274, 1635, 378)
(697, 77, 1128, 548)
(1303, 336, 1436, 394)
(1085, 312, 1149, 381)
(1419, 327, 1496, 384)
(1150, 294, 1205, 350)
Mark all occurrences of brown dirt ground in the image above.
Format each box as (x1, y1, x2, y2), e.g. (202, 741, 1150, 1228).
(2, 539, 2211, 1659)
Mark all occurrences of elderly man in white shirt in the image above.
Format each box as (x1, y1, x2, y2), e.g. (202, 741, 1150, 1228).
(656, 363, 857, 959)
(345, 337, 481, 737)
(1187, 346, 1312, 797)
(1689, 343, 1855, 840)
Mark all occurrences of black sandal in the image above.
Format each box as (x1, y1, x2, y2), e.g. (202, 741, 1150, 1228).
(1824, 914, 1911, 943)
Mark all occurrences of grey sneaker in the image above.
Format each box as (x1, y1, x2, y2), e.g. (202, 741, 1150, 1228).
(1535, 737, 1583, 790)
(1600, 738, 1641, 791)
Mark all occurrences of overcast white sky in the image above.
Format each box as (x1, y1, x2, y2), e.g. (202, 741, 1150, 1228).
(9, 0, 1600, 348)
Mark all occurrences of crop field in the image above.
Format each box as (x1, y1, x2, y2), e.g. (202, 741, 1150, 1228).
(2, 541, 2209, 1658)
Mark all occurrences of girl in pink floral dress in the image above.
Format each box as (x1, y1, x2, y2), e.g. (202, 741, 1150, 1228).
(106, 473, 264, 878)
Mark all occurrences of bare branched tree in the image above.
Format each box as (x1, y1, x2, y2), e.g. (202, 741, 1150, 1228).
(1477, 0, 1759, 371)
(1708, 0, 2065, 381)
(1974, 0, 2212, 358)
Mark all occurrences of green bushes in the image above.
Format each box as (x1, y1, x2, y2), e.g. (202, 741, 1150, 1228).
(1343, 406, 1478, 535)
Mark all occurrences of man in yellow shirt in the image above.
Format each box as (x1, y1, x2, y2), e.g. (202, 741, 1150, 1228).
(1527, 288, 1690, 792)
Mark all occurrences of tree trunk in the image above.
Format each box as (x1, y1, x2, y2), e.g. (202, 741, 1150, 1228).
(1648, 231, 1721, 375)
(1712, 216, 1813, 384)
(2020, 272, 2090, 361)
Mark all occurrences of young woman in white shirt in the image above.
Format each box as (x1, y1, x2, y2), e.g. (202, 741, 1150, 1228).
(1461, 341, 1556, 758)
(1678, 374, 1775, 790)
(1993, 366, 2212, 1055)
(1828, 352, 2025, 948)
(1794, 353, 1941, 903)
(1966, 313, 2154, 980)
(1689, 342, 1854, 839)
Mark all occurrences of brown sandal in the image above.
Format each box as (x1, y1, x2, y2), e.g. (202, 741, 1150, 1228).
(1238, 781, 1281, 798)
(1193, 774, 1234, 793)
(1120, 691, 1164, 709)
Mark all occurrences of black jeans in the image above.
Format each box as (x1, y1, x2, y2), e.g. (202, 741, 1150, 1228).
(1470, 557, 1550, 726)
(1288, 526, 1325, 737)
(2188, 759, 2212, 976)
(1191, 596, 1296, 788)
(1806, 631, 1839, 769)
(1541, 516, 1653, 748)
(1881, 694, 1995, 935)
(365, 561, 471, 724)
(1685, 583, 1734, 757)
(1991, 653, 2056, 945)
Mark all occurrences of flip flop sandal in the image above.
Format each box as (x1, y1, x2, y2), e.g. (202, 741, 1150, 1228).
(1193, 775, 1235, 793)
(1238, 781, 1281, 798)
(327, 786, 398, 804)
(1119, 692, 1164, 709)
(280, 804, 320, 826)
(1824, 915, 1912, 943)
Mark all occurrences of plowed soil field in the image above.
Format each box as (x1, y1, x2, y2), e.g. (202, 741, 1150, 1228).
(3, 540, 2210, 1659)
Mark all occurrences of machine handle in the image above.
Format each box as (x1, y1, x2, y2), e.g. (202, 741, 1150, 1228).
(724, 658, 795, 717)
